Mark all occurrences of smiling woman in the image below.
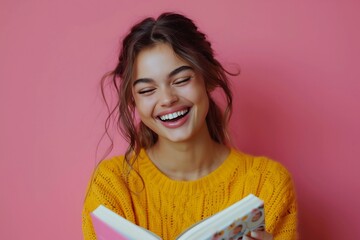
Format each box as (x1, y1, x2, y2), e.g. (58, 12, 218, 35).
(132, 43, 210, 144)
(82, 12, 297, 240)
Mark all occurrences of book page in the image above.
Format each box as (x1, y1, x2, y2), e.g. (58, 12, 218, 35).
(208, 206, 265, 240)
(176, 194, 265, 240)
(91, 205, 160, 240)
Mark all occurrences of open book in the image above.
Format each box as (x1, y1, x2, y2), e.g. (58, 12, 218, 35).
(91, 194, 265, 240)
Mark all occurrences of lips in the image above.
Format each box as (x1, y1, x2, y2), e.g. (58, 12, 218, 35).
(158, 108, 189, 122)
(156, 107, 191, 129)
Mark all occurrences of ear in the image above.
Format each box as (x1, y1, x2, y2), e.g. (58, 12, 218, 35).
(131, 96, 136, 106)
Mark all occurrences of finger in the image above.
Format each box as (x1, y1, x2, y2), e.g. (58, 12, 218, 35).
(243, 233, 257, 240)
(250, 230, 273, 240)
(243, 236, 255, 240)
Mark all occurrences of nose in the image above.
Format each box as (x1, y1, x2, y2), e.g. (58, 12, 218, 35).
(159, 87, 178, 107)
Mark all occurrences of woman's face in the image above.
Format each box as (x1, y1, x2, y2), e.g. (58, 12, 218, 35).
(132, 43, 209, 144)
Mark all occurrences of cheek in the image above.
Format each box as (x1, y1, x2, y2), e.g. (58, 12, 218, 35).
(134, 97, 156, 118)
(189, 86, 209, 108)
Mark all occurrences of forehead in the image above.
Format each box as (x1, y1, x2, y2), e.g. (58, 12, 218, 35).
(133, 43, 190, 80)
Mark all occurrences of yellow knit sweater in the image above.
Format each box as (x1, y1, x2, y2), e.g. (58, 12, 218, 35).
(82, 148, 297, 240)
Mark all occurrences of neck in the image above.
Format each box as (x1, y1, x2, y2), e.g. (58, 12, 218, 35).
(147, 128, 229, 181)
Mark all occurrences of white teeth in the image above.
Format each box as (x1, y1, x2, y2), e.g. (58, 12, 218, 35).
(159, 109, 188, 121)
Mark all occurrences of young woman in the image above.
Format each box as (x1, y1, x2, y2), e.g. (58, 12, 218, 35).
(82, 12, 297, 240)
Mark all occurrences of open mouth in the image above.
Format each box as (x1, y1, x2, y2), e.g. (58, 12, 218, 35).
(158, 108, 190, 122)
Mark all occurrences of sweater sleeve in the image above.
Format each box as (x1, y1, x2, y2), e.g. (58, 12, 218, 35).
(261, 161, 298, 240)
(81, 158, 130, 240)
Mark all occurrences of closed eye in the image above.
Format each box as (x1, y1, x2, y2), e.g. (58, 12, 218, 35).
(138, 88, 155, 95)
(173, 77, 191, 85)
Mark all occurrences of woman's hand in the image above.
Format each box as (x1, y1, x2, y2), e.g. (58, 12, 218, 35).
(243, 230, 273, 240)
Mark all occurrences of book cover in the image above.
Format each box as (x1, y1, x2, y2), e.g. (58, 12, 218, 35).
(91, 194, 265, 240)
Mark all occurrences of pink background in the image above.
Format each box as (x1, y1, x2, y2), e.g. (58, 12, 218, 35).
(1, 1, 359, 239)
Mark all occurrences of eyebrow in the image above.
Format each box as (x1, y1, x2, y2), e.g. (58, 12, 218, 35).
(133, 65, 194, 86)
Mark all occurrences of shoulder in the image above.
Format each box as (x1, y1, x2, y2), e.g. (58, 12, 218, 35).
(229, 149, 297, 235)
(230, 148, 294, 189)
(87, 154, 132, 194)
(84, 154, 132, 211)
(82, 155, 134, 235)
(93, 155, 125, 179)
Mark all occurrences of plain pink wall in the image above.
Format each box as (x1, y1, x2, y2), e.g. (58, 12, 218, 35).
(1, 1, 359, 239)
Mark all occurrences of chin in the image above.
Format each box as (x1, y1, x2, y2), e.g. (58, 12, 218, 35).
(158, 131, 193, 143)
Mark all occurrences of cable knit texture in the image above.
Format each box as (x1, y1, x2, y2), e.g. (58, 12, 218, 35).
(82, 148, 297, 240)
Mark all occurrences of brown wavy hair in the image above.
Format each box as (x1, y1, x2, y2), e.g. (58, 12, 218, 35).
(101, 12, 236, 169)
